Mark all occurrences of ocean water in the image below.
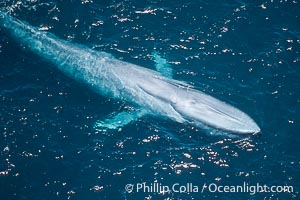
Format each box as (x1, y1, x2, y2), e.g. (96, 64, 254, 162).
(0, 0, 299, 199)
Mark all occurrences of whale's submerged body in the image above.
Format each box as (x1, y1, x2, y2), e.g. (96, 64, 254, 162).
(0, 10, 260, 135)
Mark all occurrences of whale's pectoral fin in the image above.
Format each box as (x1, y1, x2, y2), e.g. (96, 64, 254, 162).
(152, 51, 173, 78)
(93, 109, 147, 131)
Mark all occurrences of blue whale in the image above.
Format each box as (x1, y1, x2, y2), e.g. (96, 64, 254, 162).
(0, 10, 260, 135)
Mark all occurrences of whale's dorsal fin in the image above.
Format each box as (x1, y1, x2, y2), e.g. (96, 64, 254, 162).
(93, 109, 148, 131)
(152, 51, 173, 78)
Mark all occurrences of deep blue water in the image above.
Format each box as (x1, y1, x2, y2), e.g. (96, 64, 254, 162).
(0, 0, 299, 199)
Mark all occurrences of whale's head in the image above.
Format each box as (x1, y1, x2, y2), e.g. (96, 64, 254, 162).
(171, 90, 261, 135)
(138, 77, 260, 135)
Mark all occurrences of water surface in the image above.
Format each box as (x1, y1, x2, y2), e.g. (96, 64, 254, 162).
(0, 0, 299, 199)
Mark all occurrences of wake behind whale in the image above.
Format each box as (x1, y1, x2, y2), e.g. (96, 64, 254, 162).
(0, 10, 260, 135)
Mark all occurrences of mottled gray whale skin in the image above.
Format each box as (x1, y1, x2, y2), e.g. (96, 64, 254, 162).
(0, 10, 260, 135)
